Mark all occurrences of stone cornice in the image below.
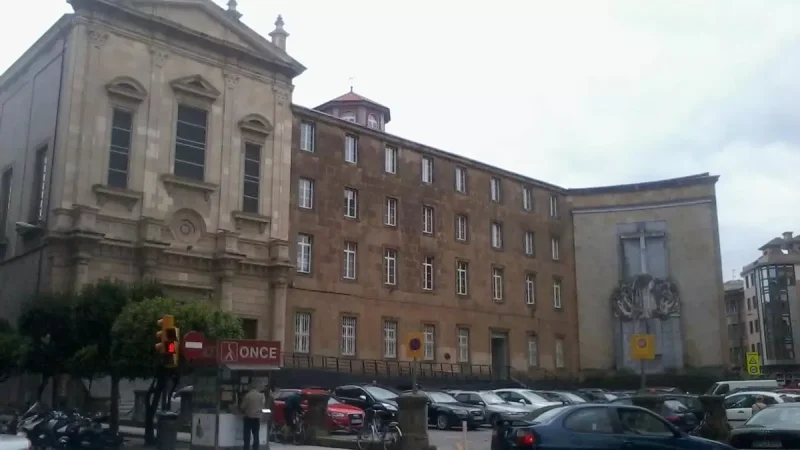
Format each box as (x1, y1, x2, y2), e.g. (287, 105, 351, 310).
(571, 197, 715, 215)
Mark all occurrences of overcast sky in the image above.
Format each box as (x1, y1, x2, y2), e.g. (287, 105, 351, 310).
(3, 0, 798, 280)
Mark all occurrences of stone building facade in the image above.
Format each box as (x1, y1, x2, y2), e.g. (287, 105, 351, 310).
(286, 94, 579, 376)
(0, 0, 303, 343)
(570, 174, 729, 374)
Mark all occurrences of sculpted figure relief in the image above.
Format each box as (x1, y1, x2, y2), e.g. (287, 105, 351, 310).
(611, 274, 681, 321)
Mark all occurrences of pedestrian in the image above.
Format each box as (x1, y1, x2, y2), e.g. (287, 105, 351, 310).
(752, 395, 768, 414)
(240, 381, 265, 450)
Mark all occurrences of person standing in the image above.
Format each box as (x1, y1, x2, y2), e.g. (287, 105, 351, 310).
(752, 395, 768, 414)
(240, 382, 265, 450)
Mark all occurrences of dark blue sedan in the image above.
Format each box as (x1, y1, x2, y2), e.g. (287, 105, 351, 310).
(502, 404, 733, 449)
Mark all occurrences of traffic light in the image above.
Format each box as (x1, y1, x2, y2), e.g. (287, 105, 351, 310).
(155, 315, 179, 369)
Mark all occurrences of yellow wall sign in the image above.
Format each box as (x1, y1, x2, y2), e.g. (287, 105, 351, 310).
(405, 332, 424, 360)
(631, 334, 656, 360)
(746, 352, 762, 376)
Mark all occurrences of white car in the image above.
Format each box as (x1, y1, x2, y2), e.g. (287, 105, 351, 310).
(723, 390, 792, 427)
(493, 389, 563, 410)
(0, 434, 31, 450)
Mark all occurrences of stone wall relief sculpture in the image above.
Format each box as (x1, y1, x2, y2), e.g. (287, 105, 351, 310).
(611, 274, 681, 321)
(169, 208, 206, 247)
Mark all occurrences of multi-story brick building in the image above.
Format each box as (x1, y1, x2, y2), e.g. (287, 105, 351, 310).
(286, 91, 578, 377)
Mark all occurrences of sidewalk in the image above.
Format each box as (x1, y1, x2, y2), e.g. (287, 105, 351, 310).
(119, 425, 336, 450)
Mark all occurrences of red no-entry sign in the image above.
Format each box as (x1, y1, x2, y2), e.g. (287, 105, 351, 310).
(182, 331, 206, 360)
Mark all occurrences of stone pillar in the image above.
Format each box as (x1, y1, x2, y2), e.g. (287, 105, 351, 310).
(303, 391, 330, 444)
(268, 263, 291, 346)
(72, 255, 91, 292)
(397, 393, 429, 450)
(692, 395, 730, 443)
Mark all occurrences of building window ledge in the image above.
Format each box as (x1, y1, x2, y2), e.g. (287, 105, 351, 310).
(161, 174, 218, 201)
(92, 184, 142, 210)
(231, 211, 271, 234)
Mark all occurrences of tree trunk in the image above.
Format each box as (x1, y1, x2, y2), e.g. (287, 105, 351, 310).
(109, 373, 120, 434)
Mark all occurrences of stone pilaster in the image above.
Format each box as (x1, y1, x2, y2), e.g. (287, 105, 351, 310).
(268, 264, 290, 345)
(214, 230, 244, 312)
(66, 205, 104, 292)
(397, 393, 430, 450)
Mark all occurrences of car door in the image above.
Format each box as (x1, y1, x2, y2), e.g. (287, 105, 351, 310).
(561, 407, 624, 450)
(613, 407, 692, 450)
(500, 391, 530, 406)
(335, 387, 367, 410)
(724, 394, 754, 426)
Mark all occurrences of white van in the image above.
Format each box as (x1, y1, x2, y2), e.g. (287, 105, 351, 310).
(707, 379, 779, 396)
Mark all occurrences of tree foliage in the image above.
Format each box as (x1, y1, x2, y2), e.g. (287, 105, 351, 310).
(0, 318, 24, 382)
(17, 292, 80, 381)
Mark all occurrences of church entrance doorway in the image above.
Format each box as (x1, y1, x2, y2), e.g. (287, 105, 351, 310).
(491, 332, 509, 380)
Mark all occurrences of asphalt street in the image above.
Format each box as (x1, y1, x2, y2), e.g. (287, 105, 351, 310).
(427, 426, 493, 450)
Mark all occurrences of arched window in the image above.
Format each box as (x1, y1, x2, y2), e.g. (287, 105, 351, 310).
(367, 114, 379, 129)
(342, 112, 356, 123)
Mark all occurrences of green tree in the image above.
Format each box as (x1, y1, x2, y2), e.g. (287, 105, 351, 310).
(111, 296, 242, 444)
(17, 292, 80, 404)
(0, 318, 25, 383)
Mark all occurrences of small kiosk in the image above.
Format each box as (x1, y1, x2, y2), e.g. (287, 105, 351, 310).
(183, 334, 281, 450)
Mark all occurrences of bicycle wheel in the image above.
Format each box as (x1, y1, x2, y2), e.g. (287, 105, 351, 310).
(293, 421, 308, 445)
(356, 426, 375, 450)
(381, 425, 402, 450)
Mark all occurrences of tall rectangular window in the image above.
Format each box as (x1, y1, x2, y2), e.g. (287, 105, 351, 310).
(343, 241, 357, 280)
(344, 188, 358, 218)
(528, 336, 538, 367)
(344, 134, 358, 163)
(522, 187, 533, 211)
(296, 233, 312, 273)
(490, 177, 501, 202)
(555, 338, 565, 368)
(300, 121, 315, 152)
(298, 178, 314, 209)
(385, 146, 397, 174)
(553, 278, 563, 309)
(294, 312, 310, 353)
(525, 274, 536, 305)
(491, 222, 503, 249)
(383, 320, 397, 358)
(0, 168, 12, 238)
(30, 146, 48, 224)
(108, 109, 133, 188)
(457, 328, 470, 362)
(456, 215, 468, 241)
(422, 205, 434, 234)
(551, 237, 560, 260)
(384, 197, 397, 226)
(174, 105, 207, 180)
(242, 143, 261, 213)
(492, 267, 504, 301)
(384, 248, 397, 285)
(455, 167, 467, 193)
(341, 317, 356, 356)
(422, 256, 434, 290)
(524, 231, 535, 256)
(456, 260, 469, 295)
(423, 324, 435, 361)
(421, 156, 433, 183)
(549, 194, 559, 218)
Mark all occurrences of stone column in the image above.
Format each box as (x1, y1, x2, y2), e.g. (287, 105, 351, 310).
(397, 393, 429, 450)
(269, 262, 291, 346)
(303, 391, 330, 444)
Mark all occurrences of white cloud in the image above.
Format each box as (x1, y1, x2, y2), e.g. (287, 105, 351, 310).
(1, 0, 797, 279)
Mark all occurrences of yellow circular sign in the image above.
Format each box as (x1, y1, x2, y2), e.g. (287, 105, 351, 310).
(748, 366, 759, 374)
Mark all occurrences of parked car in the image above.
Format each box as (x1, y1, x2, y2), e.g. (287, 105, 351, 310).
(272, 388, 365, 433)
(609, 396, 699, 432)
(724, 390, 792, 427)
(533, 390, 588, 405)
(333, 384, 399, 421)
(0, 434, 31, 450)
(408, 390, 484, 430)
(729, 403, 800, 449)
(450, 390, 530, 425)
(707, 379, 779, 396)
(493, 389, 564, 409)
(502, 404, 731, 450)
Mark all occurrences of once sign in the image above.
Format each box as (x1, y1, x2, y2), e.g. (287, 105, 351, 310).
(217, 340, 281, 366)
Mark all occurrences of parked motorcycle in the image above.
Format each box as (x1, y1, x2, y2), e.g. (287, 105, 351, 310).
(14, 403, 124, 450)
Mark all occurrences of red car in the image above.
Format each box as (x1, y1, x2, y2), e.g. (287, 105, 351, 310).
(272, 388, 364, 433)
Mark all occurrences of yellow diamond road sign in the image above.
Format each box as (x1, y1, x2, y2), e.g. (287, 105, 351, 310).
(748, 355, 759, 365)
(746, 352, 761, 376)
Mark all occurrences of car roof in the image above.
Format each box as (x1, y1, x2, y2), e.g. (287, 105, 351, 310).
(495, 388, 526, 392)
(770, 402, 800, 408)
(726, 390, 783, 397)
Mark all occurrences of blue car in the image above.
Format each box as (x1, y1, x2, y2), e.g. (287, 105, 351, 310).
(502, 404, 733, 449)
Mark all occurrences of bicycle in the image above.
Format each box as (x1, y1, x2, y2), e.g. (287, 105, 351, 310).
(273, 410, 308, 445)
(356, 408, 402, 450)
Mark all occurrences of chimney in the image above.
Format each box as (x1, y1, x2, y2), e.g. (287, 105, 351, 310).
(783, 231, 793, 241)
(268, 15, 289, 51)
(225, 0, 242, 20)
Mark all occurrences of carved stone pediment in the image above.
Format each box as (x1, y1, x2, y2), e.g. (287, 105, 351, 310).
(170, 75, 220, 102)
(93, 184, 142, 211)
(238, 113, 273, 138)
(106, 76, 148, 103)
(161, 174, 218, 202)
(231, 211, 270, 234)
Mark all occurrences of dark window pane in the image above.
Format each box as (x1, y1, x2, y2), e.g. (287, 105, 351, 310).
(112, 110, 133, 130)
(244, 159, 260, 177)
(175, 143, 205, 166)
(242, 196, 258, 213)
(110, 129, 131, 150)
(243, 180, 259, 199)
(176, 122, 207, 145)
(174, 161, 204, 180)
(245, 144, 261, 162)
(177, 105, 207, 127)
(108, 170, 127, 189)
(109, 151, 129, 172)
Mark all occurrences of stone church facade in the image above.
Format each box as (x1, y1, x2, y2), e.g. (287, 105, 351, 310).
(0, 0, 303, 342)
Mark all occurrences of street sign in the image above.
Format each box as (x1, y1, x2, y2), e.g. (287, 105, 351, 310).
(630, 334, 655, 360)
(182, 331, 206, 360)
(216, 339, 281, 365)
(405, 332, 424, 360)
(746, 352, 761, 376)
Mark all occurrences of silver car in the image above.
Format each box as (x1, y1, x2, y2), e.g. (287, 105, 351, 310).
(451, 390, 531, 425)
(494, 388, 564, 410)
(0, 435, 31, 450)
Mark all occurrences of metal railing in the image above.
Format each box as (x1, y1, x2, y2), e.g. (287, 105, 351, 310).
(281, 353, 498, 380)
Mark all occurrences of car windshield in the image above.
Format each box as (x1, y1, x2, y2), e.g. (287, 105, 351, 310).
(745, 408, 800, 429)
(529, 406, 566, 423)
(521, 391, 549, 402)
(664, 400, 689, 412)
(328, 398, 340, 405)
(480, 392, 508, 404)
(364, 386, 398, 401)
(428, 392, 458, 403)
(535, 391, 561, 401)
(559, 392, 587, 403)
